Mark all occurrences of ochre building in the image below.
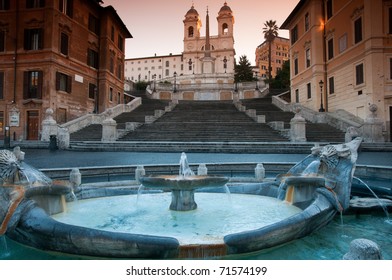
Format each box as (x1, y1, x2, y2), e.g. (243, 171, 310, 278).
(0, 0, 131, 140)
(281, 0, 392, 141)
(255, 36, 290, 79)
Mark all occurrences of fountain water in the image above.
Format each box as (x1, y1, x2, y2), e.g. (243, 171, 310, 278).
(139, 152, 229, 211)
(352, 176, 391, 223)
(0, 235, 10, 258)
(2, 138, 384, 259)
(179, 152, 194, 177)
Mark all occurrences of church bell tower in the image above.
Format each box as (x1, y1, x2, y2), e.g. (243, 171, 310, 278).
(183, 5, 201, 53)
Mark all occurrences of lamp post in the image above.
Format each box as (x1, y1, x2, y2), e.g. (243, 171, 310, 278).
(188, 58, 192, 74)
(173, 71, 177, 93)
(152, 74, 156, 92)
(319, 79, 325, 112)
(223, 56, 227, 73)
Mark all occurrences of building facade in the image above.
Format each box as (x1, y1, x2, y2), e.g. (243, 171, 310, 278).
(281, 0, 392, 141)
(255, 36, 290, 79)
(125, 2, 236, 83)
(182, 2, 236, 76)
(125, 54, 184, 82)
(0, 0, 131, 140)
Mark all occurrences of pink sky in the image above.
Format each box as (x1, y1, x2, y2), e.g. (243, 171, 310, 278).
(102, 0, 299, 64)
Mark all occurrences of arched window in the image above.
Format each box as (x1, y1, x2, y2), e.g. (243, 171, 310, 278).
(188, 26, 194, 37)
(222, 23, 229, 35)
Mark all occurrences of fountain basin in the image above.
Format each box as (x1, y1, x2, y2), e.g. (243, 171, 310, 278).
(140, 175, 229, 190)
(139, 174, 229, 211)
(1, 138, 366, 259)
(5, 185, 335, 259)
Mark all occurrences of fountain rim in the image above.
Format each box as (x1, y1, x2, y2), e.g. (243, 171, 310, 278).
(139, 174, 230, 191)
(9, 185, 334, 259)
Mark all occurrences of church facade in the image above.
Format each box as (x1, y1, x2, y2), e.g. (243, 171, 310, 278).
(125, 2, 236, 82)
(182, 2, 236, 76)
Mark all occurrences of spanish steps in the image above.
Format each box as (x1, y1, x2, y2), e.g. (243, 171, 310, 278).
(69, 91, 346, 152)
(240, 98, 346, 143)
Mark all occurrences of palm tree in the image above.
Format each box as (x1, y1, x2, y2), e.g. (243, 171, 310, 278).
(262, 20, 279, 84)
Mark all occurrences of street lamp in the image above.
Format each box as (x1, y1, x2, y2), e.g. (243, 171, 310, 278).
(152, 74, 156, 92)
(223, 56, 227, 73)
(173, 71, 177, 93)
(188, 58, 192, 74)
(319, 79, 325, 112)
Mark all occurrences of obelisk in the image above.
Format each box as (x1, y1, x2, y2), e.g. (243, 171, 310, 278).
(201, 7, 215, 74)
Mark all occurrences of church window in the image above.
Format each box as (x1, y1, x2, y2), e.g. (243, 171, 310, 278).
(222, 23, 229, 35)
(188, 26, 194, 37)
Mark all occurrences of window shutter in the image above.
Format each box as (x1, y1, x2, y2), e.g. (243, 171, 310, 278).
(38, 29, 44, 49)
(389, 7, 392, 34)
(61, 33, 69, 55)
(24, 30, 30, 50)
(67, 0, 73, 17)
(37, 71, 43, 98)
(0, 31, 5, 52)
(56, 72, 61, 90)
(67, 75, 72, 93)
(0, 72, 4, 99)
(23, 72, 29, 99)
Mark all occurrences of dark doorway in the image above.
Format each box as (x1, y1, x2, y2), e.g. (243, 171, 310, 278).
(27, 110, 39, 140)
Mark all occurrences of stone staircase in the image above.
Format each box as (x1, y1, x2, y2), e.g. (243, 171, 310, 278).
(114, 93, 170, 129)
(69, 94, 347, 151)
(240, 98, 345, 143)
(69, 91, 169, 141)
(118, 100, 289, 142)
(240, 97, 294, 128)
(69, 124, 103, 141)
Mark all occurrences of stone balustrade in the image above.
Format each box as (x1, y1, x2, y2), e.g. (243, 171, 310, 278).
(272, 93, 386, 143)
(41, 98, 142, 148)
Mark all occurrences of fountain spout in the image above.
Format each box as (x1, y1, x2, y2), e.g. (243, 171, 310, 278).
(277, 138, 363, 212)
(179, 152, 194, 177)
(140, 153, 228, 211)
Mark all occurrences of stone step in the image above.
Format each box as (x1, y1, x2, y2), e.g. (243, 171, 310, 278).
(70, 124, 102, 141)
(70, 96, 346, 144)
(69, 141, 316, 153)
(118, 100, 290, 142)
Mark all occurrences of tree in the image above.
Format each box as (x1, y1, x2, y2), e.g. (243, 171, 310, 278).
(234, 55, 255, 82)
(262, 20, 279, 84)
(135, 81, 149, 90)
(270, 60, 290, 89)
